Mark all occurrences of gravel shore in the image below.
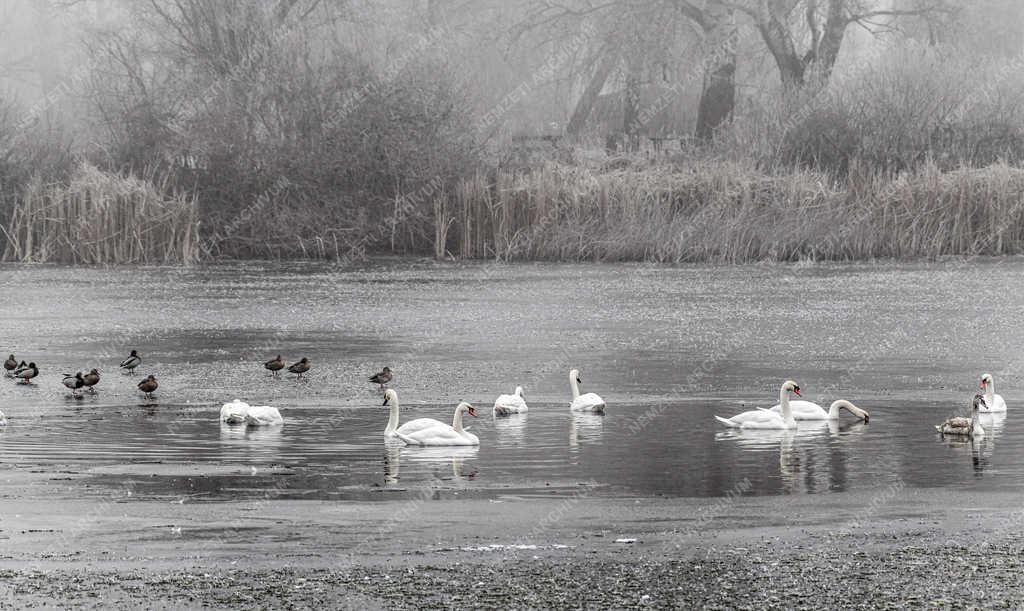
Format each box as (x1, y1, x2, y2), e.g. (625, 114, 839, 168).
(1, 470, 1021, 609)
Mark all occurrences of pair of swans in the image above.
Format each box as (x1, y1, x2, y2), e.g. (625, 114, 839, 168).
(384, 389, 479, 446)
(715, 380, 870, 430)
(493, 368, 606, 415)
(220, 399, 284, 426)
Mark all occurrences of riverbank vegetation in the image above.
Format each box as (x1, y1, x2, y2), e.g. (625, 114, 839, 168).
(1, 1, 1023, 263)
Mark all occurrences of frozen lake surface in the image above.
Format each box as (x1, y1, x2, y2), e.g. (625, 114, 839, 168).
(0, 258, 1021, 501)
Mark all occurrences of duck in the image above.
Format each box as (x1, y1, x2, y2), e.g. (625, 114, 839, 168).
(13, 360, 28, 376)
(369, 367, 393, 390)
(715, 380, 801, 430)
(493, 385, 528, 415)
(979, 373, 1007, 413)
(4, 355, 16, 376)
(15, 362, 38, 384)
(763, 398, 870, 421)
(62, 372, 85, 397)
(264, 355, 285, 377)
(120, 350, 141, 375)
(569, 369, 605, 412)
(288, 357, 311, 379)
(936, 394, 986, 437)
(394, 400, 480, 446)
(137, 374, 158, 399)
(82, 369, 100, 393)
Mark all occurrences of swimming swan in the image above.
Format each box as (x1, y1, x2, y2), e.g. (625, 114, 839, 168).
(395, 401, 480, 446)
(980, 373, 1007, 413)
(936, 394, 986, 437)
(764, 398, 870, 421)
(715, 380, 801, 430)
(569, 369, 605, 412)
(494, 386, 528, 415)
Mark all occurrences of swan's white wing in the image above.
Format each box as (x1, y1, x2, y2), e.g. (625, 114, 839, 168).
(494, 394, 528, 414)
(397, 422, 479, 446)
(244, 405, 283, 426)
(716, 408, 791, 429)
(397, 417, 446, 436)
(571, 393, 605, 412)
(766, 400, 828, 420)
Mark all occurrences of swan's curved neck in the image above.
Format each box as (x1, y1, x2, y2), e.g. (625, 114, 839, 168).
(829, 400, 866, 420)
(452, 406, 465, 433)
(385, 399, 400, 435)
(778, 386, 794, 422)
(570, 374, 581, 399)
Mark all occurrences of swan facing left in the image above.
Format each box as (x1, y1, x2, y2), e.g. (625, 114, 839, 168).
(936, 394, 986, 437)
(716, 380, 801, 430)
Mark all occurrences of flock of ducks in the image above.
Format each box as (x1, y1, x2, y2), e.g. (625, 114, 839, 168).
(714, 374, 1007, 440)
(3, 347, 1006, 445)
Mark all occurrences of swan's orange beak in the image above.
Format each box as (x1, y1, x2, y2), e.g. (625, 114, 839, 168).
(793, 388, 802, 397)
(980, 379, 986, 389)
(468, 406, 477, 417)
(382, 397, 389, 406)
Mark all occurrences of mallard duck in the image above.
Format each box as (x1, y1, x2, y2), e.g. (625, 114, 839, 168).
(82, 369, 100, 393)
(62, 372, 85, 397)
(138, 374, 158, 399)
(369, 366, 392, 390)
(4, 355, 16, 376)
(120, 350, 141, 375)
(264, 355, 285, 377)
(13, 360, 28, 376)
(288, 357, 310, 379)
(15, 362, 38, 384)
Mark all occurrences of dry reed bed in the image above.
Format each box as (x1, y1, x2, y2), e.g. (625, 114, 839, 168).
(444, 162, 1024, 262)
(1, 162, 199, 264)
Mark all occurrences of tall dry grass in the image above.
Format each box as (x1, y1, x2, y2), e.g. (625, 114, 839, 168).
(438, 161, 1024, 262)
(1, 162, 199, 264)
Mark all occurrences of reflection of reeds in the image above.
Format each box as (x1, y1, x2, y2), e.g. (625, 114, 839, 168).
(1, 162, 199, 264)
(446, 161, 1024, 262)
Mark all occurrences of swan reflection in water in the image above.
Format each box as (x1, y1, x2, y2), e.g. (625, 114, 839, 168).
(492, 413, 527, 447)
(219, 421, 284, 459)
(569, 413, 604, 448)
(385, 445, 479, 482)
(716, 421, 870, 494)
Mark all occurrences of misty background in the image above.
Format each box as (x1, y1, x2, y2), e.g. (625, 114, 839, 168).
(1, 0, 1022, 263)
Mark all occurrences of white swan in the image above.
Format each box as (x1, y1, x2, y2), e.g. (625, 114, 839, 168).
(494, 386, 528, 415)
(715, 380, 801, 430)
(244, 405, 284, 426)
(395, 401, 480, 446)
(980, 373, 1007, 413)
(936, 394, 986, 437)
(220, 399, 250, 424)
(764, 399, 870, 421)
(569, 369, 605, 412)
(220, 399, 283, 426)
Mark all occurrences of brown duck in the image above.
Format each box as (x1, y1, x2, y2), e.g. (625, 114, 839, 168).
(369, 366, 392, 390)
(83, 369, 100, 393)
(138, 374, 158, 399)
(4, 354, 16, 376)
(288, 357, 311, 379)
(264, 355, 285, 377)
